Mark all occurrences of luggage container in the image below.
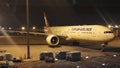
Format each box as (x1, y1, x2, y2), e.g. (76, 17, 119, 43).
(0, 61, 16, 68)
(4, 53, 13, 61)
(0, 50, 6, 61)
(40, 51, 55, 62)
(0, 55, 4, 61)
(45, 56, 55, 63)
(66, 51, 81, 61)
(55, 51, 69, 60)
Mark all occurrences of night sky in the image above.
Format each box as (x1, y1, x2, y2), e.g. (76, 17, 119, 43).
(0, 0, 120, 28)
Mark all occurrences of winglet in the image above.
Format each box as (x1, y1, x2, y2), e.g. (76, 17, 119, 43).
(44, 12, 49, 27)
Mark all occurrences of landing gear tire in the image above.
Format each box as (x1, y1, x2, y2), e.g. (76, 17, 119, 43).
(101, 42, 108, 52)
(101, 45, 106, 52)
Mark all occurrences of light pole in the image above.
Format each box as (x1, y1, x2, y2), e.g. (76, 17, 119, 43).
(26, 0, 30, 59)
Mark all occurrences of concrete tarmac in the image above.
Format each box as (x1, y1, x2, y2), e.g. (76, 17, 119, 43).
(0, 44, 104, 60)
(0, 36, 120, 60)
(0, 36, 120, 68)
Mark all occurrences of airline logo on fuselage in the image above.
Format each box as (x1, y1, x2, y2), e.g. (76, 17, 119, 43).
(72, 28, 92, 31)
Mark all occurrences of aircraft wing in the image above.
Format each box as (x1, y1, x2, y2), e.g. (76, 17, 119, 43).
(4, 30, 68, 39)
(4, 30, 48, 35)
(3, 30, 70, 46)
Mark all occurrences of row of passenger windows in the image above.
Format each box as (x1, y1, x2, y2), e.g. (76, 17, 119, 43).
(71, 31, 113, 34)
(81, 32, 92, 34)
(81, 31, 113, 34)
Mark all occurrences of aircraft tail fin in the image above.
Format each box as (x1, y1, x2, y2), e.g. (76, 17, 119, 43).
(44, 12, 49, 27)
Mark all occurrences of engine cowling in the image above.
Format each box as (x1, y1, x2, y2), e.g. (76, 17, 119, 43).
(46, 35, 59, 47)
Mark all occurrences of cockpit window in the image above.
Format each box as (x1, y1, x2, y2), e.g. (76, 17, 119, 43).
(104, 31, 113, 33)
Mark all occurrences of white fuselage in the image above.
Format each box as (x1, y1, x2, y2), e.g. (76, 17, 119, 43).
(45, 25, 115, 44)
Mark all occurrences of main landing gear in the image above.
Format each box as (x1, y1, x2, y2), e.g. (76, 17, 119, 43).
(72, 42, 80, 46)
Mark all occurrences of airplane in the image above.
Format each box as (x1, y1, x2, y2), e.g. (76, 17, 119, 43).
(43, 13, 115, 47)
(5, 13, 115, 51)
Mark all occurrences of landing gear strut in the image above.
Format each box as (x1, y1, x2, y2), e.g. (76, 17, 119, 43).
(101, 42, 108, 52)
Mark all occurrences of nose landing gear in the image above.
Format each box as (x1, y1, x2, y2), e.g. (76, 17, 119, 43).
(101, 42, 108, 52)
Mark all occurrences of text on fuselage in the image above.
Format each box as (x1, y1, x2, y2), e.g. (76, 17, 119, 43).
(72, 28, 92, 31)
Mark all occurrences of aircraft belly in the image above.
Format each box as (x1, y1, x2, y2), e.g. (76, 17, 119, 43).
(72, 37, 105, 44)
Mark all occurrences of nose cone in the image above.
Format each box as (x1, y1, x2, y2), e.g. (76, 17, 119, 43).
(109, 33, 115, 41)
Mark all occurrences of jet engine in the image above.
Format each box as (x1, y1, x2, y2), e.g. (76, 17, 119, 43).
(46, 35, 59, 46)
